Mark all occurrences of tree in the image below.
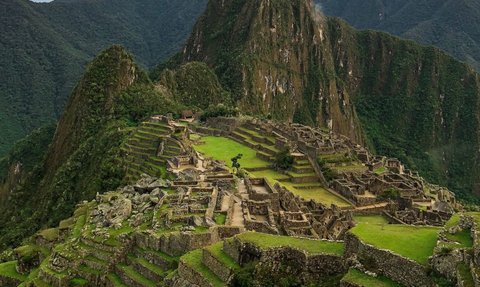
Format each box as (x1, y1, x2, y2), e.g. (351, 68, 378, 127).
(231, 154, 243, 174)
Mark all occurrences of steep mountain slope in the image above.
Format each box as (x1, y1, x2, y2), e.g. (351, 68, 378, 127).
(0, 43, 230, 250)
(0, 46, 178, 249)
(0, 0, 206, 156)
(317, 0, 480, 71)
(172, 0, 480, 201)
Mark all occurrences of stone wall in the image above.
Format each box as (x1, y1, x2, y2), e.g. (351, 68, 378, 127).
(344, 233, 434, 287)
(225, 236, 346, 285)
(202, 249, 234, 282)
(0, 275, 22, 287)
(177, 260, 214, 287)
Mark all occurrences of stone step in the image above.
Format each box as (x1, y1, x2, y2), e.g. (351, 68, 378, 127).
(201, 242, 239, 283)
(133, 247, 179, 270)
(116, 264, 158, 287)
(107, 273, 128, 287)
(38, 265, 69, 287)
(292, 166, 314, 174)
(77, 265, 102, 285)
(83, 254, 108, 270)
(127, 254, 165, 282)
(178, 250, 225, 287)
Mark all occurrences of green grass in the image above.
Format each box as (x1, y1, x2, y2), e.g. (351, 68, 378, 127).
(194, 135, 351, 207)
(354, 215, 389, 225)
(70, 277, 89, 286)
(0, 261, 27, 281)
(193, 136, 269, 169)
(107, 273, 128, 287)
(214, 213, 227, 225)
(38, 228, 59, 241)
(205, 242, 240, 270)
(72, 215, 87, 238)
(341, 269, 402, 287)
(445, 229, 473, 248)
(236, 232, 344, 256)
(118, 264, 156, 287)
(129, 256, 165, 276)
(457, 262, 475, 287)
(181, 250, 224, 287)
(250, 169, 351, 207)
(374, 166, 388, 174)
(351, 222, 439, 265)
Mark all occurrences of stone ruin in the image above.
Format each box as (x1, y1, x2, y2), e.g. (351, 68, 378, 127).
(203, 117, 460, 226)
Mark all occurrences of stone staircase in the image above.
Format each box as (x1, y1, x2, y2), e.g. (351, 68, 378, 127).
(109, 247, 179, 287)
(177, 241, 239, 287)
(122, 121, 182, 182)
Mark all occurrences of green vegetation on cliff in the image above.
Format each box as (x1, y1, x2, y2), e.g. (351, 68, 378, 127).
(175, 0, 480, 202)
(0, 46, 181, 250)
(0, 0, 206, 156)
(318, 0, 480, 72)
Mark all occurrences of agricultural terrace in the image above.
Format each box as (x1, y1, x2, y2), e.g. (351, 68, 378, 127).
(351, 216, 440, 265)
(192, 135, 351, 207)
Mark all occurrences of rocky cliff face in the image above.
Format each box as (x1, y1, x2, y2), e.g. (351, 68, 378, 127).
(182, 0, 365, 143)
(179, 0, 480, 201)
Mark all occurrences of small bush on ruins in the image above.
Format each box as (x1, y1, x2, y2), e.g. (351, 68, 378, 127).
(380, 187, 401, 200)
(317, 157, 338, 182)
(273, 149, 294, 171)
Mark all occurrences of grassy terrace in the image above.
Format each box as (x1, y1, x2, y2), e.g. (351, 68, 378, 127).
(193, 136, 269, 168)
(341, 269, 401, 287)
(181, 250, 224, 287)
(193, 135, 351, 207)
(205, 242, 239, 270)
(351, 216, 439, 265)
(0, 261, 27, 281)
(236, 232, 344, 256)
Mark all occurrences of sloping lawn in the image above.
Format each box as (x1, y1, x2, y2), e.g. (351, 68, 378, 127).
(193, 136, 269, 169)
(351, 222, 439, 265)
(0, 261, 27, 281)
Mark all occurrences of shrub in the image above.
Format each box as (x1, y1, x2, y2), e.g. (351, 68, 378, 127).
(273, 149, 294, 171)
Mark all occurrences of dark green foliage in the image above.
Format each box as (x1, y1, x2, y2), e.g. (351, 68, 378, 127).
(200, 104, 239, 122)
(231, 262, 257, 287)
(318, 0, 480, 71)
(317, 158, 338, 182)
(0, 124, 56, 183)
(0, 0, 207, 157)
(0, 46, 179, 250)
(274, 149, 294, 171)
(380, 188, 401, 200)
(158, 62, 232, 109)
(231, 154, 243, 173)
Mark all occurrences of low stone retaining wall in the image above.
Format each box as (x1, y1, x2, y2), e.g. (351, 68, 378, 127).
(344, 233, 434, 287)
(177, 260, 215, 287)
(224, 237, 346, 283)
(202, 249, 234, 282)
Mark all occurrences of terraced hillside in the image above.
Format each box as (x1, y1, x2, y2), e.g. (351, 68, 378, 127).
(121, 119, 185, 182)
(193, 124, 352, 207)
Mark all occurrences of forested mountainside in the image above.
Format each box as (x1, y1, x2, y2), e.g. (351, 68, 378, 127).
(317, 0, 480, 72)
(175, 0, 480, 202)
(0, 0, 206, 156)
(1, 0, 480, 252)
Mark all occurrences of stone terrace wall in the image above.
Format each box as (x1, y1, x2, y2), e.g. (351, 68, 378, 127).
(344, 233, 434, 287)
(225, 237, 346, 283)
